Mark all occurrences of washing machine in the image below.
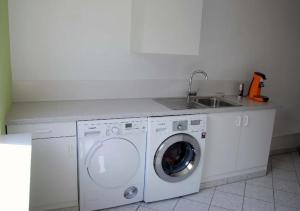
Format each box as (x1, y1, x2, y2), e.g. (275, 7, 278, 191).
(77, 118, 147, 211)
(144, 114, 207, 202)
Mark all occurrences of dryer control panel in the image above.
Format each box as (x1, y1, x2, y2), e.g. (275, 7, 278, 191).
(77, 118, 147, 138)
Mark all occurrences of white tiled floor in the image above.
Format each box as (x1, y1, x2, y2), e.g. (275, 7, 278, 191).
(245, 183, 274, 203)
(53, 151, 300, 211)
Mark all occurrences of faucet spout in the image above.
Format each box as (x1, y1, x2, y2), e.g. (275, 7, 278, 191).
(187, 70, 208, 103)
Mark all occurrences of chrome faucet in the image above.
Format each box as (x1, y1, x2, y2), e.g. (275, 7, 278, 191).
(187, 70, 208, 103)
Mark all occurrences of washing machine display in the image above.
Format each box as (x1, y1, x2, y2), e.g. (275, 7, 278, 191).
(154, 133, 200, 182)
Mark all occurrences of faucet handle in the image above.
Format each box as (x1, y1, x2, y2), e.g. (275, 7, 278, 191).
(186, 91, 197, 104)
(188, 91, 197, 97)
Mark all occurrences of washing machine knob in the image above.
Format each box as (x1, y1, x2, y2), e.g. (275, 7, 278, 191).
(111, 127, 120, 135)
(124, 186, 138, 199)
(177, 124, 183, 130)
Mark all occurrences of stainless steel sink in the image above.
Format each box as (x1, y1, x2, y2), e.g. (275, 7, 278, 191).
(192, 97, 241, 108)
(154, 98, 206, 110)
(155, 97, 240, 110)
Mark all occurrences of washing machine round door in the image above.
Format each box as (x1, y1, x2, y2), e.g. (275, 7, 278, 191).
(86, 138, 140, 188)
(154, 133, 201, 183)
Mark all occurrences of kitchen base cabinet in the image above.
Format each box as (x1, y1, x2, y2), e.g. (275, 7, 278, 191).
(7, 122, 78, 211)
(30, 137, 78, 211)
(236, 109, 276, 170)
(202, 109, 276, 183)
(202, 112, 242, 181)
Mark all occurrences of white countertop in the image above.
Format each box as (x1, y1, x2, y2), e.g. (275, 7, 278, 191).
(6, 96, 277, 125)
(0, 134, 32, 211)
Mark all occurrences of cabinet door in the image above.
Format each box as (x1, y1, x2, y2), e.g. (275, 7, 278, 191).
(30, 137, 78, 210)
(236, 109, 276, 170)
(202, 112, 242, 181)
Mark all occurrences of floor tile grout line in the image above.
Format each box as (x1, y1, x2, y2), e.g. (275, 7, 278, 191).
(210, 205, 235, 211)
(139, 204, 160, 211)
(171, 197, 180, 211)
(243, 196, 274, 204)
(181, 197, 211, 206)
(241, 181, 246, 211)
(208, 187, 216, 210)
(271, 156, 277, 211)
(292, 152, 300, 186)
(135, 204, 140, 211)
(245, 181, 273, 190)
(215, 188, 245, 197)
(293, 154, 300, 194)
(209, 187, 243, 211)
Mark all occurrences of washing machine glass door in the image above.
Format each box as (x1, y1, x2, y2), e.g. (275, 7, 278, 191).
(86, 138, 140, 188)
(154, 133, 201, 183)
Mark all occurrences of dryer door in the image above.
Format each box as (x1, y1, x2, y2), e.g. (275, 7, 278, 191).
(85, 138, 140, 188)
(154, 133, 201, 183)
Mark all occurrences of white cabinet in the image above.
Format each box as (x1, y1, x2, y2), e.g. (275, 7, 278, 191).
(30, 137, 77, 210)
(202, 109, 276, 182)
(202, 112, 242, 181)
(236, 110, 276, 170)
(131, 0, 204, 55)
(7, 122, 78, 210)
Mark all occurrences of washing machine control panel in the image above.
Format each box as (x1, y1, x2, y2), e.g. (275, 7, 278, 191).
(77, 118, 147, 138)
(151, 115, 206, 135)
(173, 120, 188, 131)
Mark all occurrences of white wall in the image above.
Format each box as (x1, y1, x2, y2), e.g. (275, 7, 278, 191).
(8, 0, 300, 137)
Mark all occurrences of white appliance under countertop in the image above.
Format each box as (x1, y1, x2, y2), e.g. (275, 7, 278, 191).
(0, 134, 32, 211)
(144, 114, 207, 202)
(77, 118, 147, 211)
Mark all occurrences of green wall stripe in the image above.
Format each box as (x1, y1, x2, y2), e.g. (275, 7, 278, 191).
(0, 0, 12, 134)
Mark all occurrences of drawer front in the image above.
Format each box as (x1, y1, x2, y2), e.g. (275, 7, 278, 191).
(7, 122, 76, 139)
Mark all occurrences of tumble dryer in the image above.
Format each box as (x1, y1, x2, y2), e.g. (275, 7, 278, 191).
(144, 114, 207, 202)
(77, 118, 147, 211)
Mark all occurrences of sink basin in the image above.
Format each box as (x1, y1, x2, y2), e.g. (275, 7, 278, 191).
(154, 98, 206, 110)
(192, 97, 240, 108)
(155, 97, 241, 110)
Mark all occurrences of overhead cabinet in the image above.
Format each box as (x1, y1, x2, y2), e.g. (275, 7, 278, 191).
(131, 0, 204, 55)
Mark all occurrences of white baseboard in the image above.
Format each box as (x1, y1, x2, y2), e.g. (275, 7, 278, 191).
(271, 133, 300, 152)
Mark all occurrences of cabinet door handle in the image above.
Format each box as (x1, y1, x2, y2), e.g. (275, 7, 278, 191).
(243, 115, 249, 127)
(68, 143, 73, 159)
(67, 143, 70, 156)
(235, 116, 242, 127)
